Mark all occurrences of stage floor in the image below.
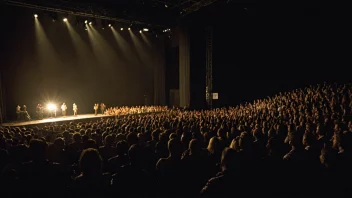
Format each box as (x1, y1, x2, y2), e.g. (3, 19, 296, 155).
(1, 114, 113, 127)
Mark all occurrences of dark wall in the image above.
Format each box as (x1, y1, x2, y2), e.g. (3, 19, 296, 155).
(1, 6, 161, 120)
(186, 1, 351, 108)
(165, 46, 179, 106)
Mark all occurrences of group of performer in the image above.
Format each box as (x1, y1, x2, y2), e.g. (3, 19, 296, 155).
(16, 102, 106, 121)
(34, 103, 78, 120)
(16, 105, 31, 121)
(94, 103, 106, 116)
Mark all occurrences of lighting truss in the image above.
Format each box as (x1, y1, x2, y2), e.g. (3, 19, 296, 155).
(152, 0, 220, 16)
(3, 0, 166, 28)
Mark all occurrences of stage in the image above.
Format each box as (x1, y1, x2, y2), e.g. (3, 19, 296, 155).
(1, 114, 115, 127)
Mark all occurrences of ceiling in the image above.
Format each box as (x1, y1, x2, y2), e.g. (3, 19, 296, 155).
(3, 0, 227, 27)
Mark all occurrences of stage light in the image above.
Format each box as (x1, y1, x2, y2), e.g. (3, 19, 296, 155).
(85, 20, 88, 24)
(143, 28, 149, 32)
(139, 30, 142, 33)
(47, 104, 57, 111)
(108, 24, 112, 27)
(34, 14, 38, 18)
(89, 22, 92, 25)
(128, 27, 131, 30)
(63, 18, 68, 22)
(121, 28, 123, 31)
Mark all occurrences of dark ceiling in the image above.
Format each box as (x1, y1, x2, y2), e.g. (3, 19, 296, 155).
(3, 0, 327, 28)
(3, 0, 234, 27)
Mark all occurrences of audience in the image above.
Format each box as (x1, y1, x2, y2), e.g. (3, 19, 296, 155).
(0, 83, 352, 198)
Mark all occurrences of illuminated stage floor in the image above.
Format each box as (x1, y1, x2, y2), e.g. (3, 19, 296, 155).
(1, 114, 114, 127)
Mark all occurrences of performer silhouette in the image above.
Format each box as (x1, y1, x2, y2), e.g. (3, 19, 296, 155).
(73, 103, 78, 116)
(61, 103, 67, 117)
(94, 104, 99, 116)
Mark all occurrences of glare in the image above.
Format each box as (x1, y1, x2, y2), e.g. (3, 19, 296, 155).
(108, 24, 112, 27)
(143, 28, 149, 32)
(120, 28, 123, 31)
(128, 27, 131, 30)
(63, 18, 68, 22)
(89, 22, 92, 25)
(139, 30, 142, 33)
(47, 103, 57, 111)
(85, 20, 88, 24)
(34, 14, 38, 18)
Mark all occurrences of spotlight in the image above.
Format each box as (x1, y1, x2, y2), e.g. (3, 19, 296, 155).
(89, 22, 92, 25)
(143, 28, 149, 32)
(108, 24, 112, 27)
(34, 14, 38, 18)
(139, 30, 142, 33)
(85, 20, 88, 24)
(128, 27, 131, 30)
(47, 104, 57, 111)
(63, 18, 68, 22)
(121, 28, 123, 31)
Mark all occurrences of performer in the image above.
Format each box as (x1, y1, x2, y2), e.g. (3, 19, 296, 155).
(61, 103, 67, 117)
(94, 104, 99, 116)
(36, 104, 41, 119)
(73, 103, 78, 116)
(22, 105, 31, 120)
(16, 105, 21, 120)
(39, 104, 44, 119)
(100, 103, 106, 115)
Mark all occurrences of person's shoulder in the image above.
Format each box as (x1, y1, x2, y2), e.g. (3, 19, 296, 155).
(202, 174, 225, 191)
(156, 157, 168, 168)
(108, 155, 118, 162)
(157, 157, 168, 163)
(74, 174, 84, 182)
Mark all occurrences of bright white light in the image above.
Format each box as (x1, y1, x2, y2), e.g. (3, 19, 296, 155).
(108, 24, 112, 27)
(63, 18, 68, 22)
(34, 14, 38, 18)
(85, 20, 88, 24)
(128, 27, 131, 30)
(139, 30, 142, 33)
(89, 22, 92, 25)
(47, 104, 57, 111)
(120, 28, 123, 31)
(143, 28, 149, 32)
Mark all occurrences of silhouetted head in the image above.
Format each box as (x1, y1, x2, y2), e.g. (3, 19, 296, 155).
(168, 138, 182, 157)
(189, 139, 201, 155)
(116, 140, 129, 156)
(221, 147, 238, 171)
(207, 136, 220, 154)
(128, 144, 143, 165)
(29, 139, 48, 161)
(79, 148, 102, 177)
